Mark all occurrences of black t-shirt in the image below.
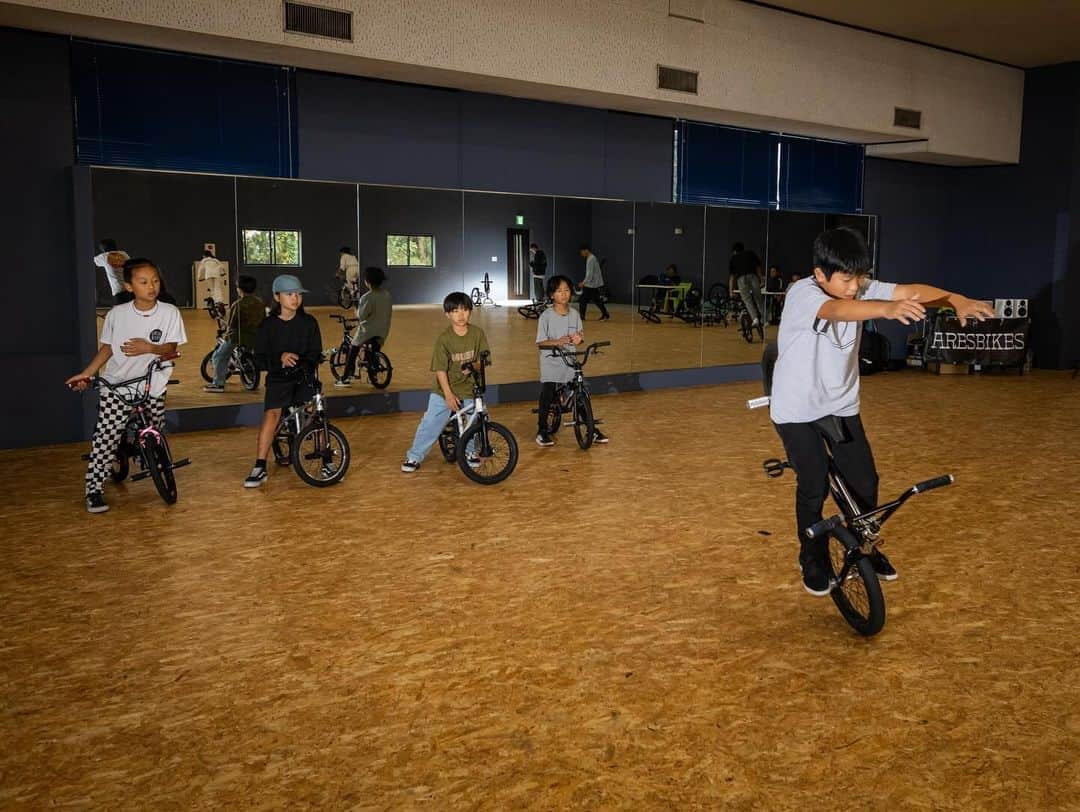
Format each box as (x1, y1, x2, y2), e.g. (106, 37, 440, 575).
(254, 311, 323, 380)
(729, 250, 761, 279)
(530, 250, 547, 277)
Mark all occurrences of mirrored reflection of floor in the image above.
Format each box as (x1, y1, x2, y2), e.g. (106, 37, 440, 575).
(97, 304, 775, 411)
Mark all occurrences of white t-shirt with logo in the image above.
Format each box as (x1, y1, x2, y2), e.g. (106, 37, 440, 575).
(94, 250, 130, 295)
(99, 301, 188, 398)
(769, 276, 896, 424)
(340, 253, 360, 284)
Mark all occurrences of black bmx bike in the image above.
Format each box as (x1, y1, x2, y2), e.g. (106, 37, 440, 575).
(325, 313, 393, 389)
(749, 344, 954, 636)
(435, 351, 518, 484)
(270, 361, 351, 487)
(536, 341, 610, 450)
(76, 355, 191, 504)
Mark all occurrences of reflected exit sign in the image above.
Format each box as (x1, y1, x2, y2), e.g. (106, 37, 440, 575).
(515, 215, 525, 225)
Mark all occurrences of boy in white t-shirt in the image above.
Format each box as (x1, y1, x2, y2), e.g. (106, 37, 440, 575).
(67, 258, 188, 513)
(770, 227, 992, 596)
(93, 238, 130, 304)
(196, 249, 228, 305)
(339, 246, 360, 288)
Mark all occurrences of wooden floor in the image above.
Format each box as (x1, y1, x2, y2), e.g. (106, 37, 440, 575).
(2, 371, 1078, 807)
(138, 304, 776, 410)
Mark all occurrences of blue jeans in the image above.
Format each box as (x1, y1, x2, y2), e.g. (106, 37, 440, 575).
(406, 393, 474, 463)
(211, 340, 234, 386)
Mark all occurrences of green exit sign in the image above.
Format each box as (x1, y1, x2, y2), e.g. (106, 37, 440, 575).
(515, 215, 525, 225)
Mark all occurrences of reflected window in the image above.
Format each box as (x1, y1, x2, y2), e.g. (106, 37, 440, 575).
(242, 229, 301, 266)
(386, 235, 435, 268)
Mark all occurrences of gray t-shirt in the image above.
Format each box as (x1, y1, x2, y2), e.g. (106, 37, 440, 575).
(351, 287, 392, 346)
(769, 276, 897, 424)
(536, 306, 583, 384)
(583, 254, 604, 288)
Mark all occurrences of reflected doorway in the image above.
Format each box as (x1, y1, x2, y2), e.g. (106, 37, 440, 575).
(507, 228, 530, 299)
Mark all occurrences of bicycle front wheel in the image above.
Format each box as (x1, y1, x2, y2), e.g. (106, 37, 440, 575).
(458, 420, 518, 484)
(145, 434, 177, 504)
(367, 352, 393, 389)
(328, 344, 349, 382)
(291, 421, 350, 486)
(827, 526, 885, 636)
(200, 351, 215, 383)
(573, 393, 595, 450)
(239, 353, 260, 390)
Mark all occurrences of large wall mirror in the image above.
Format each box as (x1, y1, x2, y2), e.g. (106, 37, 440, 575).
(86, 166, 876, 413)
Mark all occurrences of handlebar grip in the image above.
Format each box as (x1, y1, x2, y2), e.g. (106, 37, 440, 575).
(805, 515, 842, 540)
(912, 474, 954, 494)
(594, 341, 612, 348)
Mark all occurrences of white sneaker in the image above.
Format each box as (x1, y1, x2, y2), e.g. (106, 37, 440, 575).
(333, 378, 352, 388)
(401, 459, 420, 473)
(243, 467, 268, 488)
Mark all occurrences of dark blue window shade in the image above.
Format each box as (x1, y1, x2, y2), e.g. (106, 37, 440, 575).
(678, 122, 776, 207)
(72, 40, 295, 177)
(778, 136, 863, 212)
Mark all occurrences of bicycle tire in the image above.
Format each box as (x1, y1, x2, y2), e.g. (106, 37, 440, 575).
(239, 353, 260, 391)
(272, 433, 292, 466)
(328, 345, 349, 382)
(145, 434, 177, 505)
(367, 352, 393, 389)
(110, 446, 130, 483)
(438, 424, 458, 462)
(200, 351, 215, 383)
(740, 312, 754, 343)
(457, 420, 518, 485)
(291, 421, 350, 487)
(826, 526, 885, 636)
(471, 287, 483, 307)
(338, 286, 354, 310)
(541, 400, 562, 435)
(573, 392, 595, 450)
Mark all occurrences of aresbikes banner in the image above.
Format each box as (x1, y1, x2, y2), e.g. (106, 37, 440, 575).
(927, 317, 1030, 365)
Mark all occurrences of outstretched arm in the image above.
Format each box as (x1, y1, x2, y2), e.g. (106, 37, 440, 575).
(892, 284, 995, 327)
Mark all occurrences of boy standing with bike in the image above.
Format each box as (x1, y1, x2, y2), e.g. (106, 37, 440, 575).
(400, 292, 490, 473)
(770, 227, 992, 595)
(66, 258, 187, 513)
(204, 275, 265, 393)
(535, 275, 608, 447)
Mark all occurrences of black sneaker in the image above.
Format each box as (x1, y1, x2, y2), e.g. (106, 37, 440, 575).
(535, 432, 554, 447)
(801, 560, 832, 596)
(869, 550, 898, 581)
(592, 429, 609, 444)
(243, 466, 268, 488)
(85, 492, 109, 514)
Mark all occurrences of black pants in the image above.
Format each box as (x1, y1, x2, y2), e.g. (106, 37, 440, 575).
(773, 415, 879, 567)
(538, 382, 559, 432)
(345, 337, 380, 379)
(578, 286, 608, 320)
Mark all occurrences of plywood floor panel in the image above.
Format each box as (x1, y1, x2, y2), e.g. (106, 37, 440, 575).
(1, 371, 1077, 807)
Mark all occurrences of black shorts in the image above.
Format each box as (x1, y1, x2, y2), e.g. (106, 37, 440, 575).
(264, 376, 314, 410)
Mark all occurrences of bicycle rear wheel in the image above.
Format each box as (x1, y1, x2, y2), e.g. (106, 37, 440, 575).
(541, 399, 562, 435)
(145, 435, 177, 504)
(573, 393, 595, 450)
(438, 423, 458, 462)
(366, 352, 393, 389)
(110, 446, 130, 483)
(826, 526, 885, 636)
(292, 421, 350, 486)
(338, 285, 354, 309)
(740, 312, 754, 343)
(458, 420, 518, 484)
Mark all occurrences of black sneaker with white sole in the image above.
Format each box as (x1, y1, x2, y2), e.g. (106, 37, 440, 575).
(869, 550, 898, 581)
(535, 432, 554, 447)
(801, 560, 832, 596)
(592, 429, 609, 444)
(85, 492, 109, 514)
(243, 466, 268, 488)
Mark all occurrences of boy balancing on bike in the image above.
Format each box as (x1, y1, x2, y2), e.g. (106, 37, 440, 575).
(535, 275, 608, 447)
(66, 258, 188, 513)
(401, 292, 490, 473)
(334, 266, 393, 388)
(244, 275, 323, 488)
(770, 227, 993, 596)
(204, 275, 265, 393)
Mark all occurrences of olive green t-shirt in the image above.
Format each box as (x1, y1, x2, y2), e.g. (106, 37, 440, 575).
(430, 324, 491, 399)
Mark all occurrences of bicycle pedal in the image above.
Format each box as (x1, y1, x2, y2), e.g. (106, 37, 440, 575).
(763, 458, 789, 478)
(171, 458, 191, 470)
(130, 471, 151, 482)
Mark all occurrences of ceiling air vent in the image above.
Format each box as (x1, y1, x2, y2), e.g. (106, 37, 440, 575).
(658, 65, 698, 94)
(284, 1, 353, 41)
(894, 107, 922, 129)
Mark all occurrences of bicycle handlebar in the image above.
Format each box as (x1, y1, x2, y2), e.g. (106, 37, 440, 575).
(912, 474, 954, 493)
(548, 341, 611, 368)
(805, 473, 955, 539)
(72, 355, 179, 402)
(805, 516, 842, 540)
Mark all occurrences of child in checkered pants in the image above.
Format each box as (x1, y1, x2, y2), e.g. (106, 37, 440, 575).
(67, 259, 187, 513)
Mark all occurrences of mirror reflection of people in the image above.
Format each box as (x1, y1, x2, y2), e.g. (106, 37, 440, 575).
(94, 238, 130, 305)
(729, 241, 764, 329)
(528, 243, 547, 301)
(245, 275, 322, 488)
(339, 246, 360, 294)
(197, 249, 228, 305)
(766, 265, 785, 324)
(659, 264, 681, 284)
(66, 258, 188, 514)
(577, 244, 610, 322)
(204, 275, 266, 393)
(335, 266, 393, 388)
